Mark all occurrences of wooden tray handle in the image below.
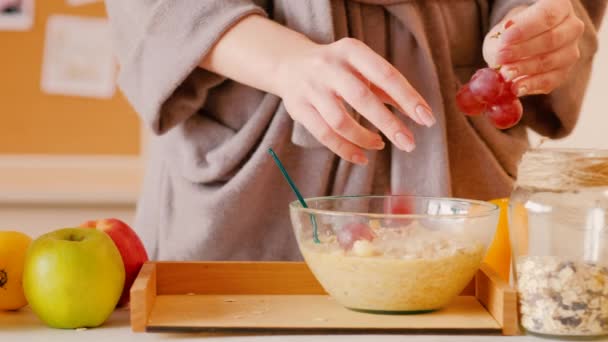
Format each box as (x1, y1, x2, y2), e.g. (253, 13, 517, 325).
(477, 263, 519, 335)
(130, 262, 157, 332)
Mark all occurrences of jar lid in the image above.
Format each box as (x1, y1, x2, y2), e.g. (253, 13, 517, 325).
(516, 148, 608, 191)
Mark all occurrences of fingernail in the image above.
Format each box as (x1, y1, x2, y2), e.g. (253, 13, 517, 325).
(502, 27, 522, 43)
(352, 153, 368, 165)
(501, 68, 518, 81)
(516, 86, 528, 97)
(373, 138, 385, 150)
(504, 20, 514, 29)
(395, 132, 415, 152)
(499, 49, 514, 62)
(415, 105, 436, 127)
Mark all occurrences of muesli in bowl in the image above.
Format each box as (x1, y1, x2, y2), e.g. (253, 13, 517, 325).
(290, 195, 499, 313)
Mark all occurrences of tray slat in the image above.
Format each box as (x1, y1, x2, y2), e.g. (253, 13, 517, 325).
(476, 264, 519, 335)
(146, 294, 501, 333)
(130, 263, 156, 332)
(155, 262, 326, 295)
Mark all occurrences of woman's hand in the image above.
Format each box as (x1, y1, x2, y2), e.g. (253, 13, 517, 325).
(201, 16, 434, 165)
(274, 38, 435, 165)
(483, 0, 585, 97)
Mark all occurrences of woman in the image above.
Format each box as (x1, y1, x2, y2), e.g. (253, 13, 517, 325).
(105, 0, 605, 261)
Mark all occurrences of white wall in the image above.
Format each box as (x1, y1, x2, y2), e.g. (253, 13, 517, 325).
(529, 24, 608, 148)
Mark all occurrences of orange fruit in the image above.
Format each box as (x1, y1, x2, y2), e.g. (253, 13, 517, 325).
(0, 231, 32, 310)
(510, 201, 529, 256)
(484, 198, 511, 282)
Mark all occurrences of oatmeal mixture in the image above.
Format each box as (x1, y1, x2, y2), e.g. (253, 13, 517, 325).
(516, 256, 608, 336)
(300, 222, 485, 311)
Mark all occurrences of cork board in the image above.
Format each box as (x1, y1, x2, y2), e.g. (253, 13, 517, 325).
(0, 0, 140, 155)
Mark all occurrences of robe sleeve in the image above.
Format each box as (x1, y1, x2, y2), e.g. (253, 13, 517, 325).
(104, 1, 267, 134)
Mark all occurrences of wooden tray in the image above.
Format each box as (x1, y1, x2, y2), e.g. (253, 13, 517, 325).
(130, 262, 519, 335)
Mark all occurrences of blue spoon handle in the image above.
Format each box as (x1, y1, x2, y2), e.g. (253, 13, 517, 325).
(268, 148, 320, 244)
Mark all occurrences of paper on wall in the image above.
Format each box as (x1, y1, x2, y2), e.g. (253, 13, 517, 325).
(0, 0, 34, 31)
(40, 15, 116, 99)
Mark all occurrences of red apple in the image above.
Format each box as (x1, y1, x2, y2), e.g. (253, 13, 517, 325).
(81, 219, 148, 307)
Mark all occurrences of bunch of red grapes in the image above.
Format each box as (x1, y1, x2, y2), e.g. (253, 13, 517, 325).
(456, 67, 523, 129)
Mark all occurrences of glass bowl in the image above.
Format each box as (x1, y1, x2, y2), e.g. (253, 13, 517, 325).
(289, 195, 499, 313)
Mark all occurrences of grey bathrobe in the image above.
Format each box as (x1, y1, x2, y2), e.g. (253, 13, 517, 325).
(105, 0, 605, 261)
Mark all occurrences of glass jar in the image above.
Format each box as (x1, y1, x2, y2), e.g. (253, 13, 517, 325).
(510, 148, 608, 338)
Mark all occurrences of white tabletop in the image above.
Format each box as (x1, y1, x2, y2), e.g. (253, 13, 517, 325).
(2, 307, 597, 342)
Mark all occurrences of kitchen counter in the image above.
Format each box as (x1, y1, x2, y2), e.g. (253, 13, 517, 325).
(1, 307, 590, 341)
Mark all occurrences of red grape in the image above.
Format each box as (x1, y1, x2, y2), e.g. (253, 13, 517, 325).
(485, 99, 523, 129)
(456, 66, 521, 129)
(456, 84, 486, 116)
(469, 68, 509, 103)
(336, 222, 375, 250)
(494, 83, 517, 103)
(384, 196, 413, 215)
(383, 196, 414, 226)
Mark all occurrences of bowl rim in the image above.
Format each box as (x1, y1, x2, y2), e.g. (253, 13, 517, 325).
(289, 195, 499, 219)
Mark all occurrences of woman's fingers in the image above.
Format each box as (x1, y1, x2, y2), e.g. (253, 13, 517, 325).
(511, 67, 573, 96)
(293, 101, 369, 165)
(481, 0, 584, 95)
(335, 38, 436, 127)
(500, 0, 572, 44)
(278, 37, 438, 160)
(353, 71, 403, 112)
(370, 83, 403, 110)
(497, 14, 584, 64)
(310, 89, 385, 150)
(329, 64, 416, 152)
(500, 43, 580, 81)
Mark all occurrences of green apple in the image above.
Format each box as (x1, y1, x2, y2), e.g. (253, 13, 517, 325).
(23, 228, 125, 329)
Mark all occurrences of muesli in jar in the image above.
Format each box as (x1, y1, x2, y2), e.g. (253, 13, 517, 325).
(516, 256, 608, 336)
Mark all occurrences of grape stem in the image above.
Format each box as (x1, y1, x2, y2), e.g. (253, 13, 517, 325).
(489, 30, 503, 71)
(489, 31, 502, 39)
